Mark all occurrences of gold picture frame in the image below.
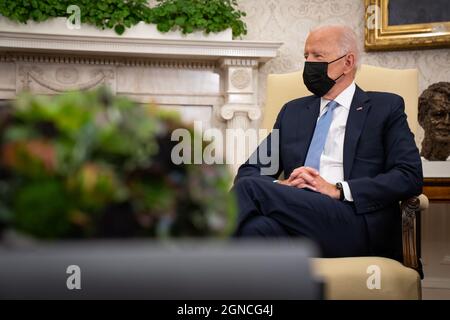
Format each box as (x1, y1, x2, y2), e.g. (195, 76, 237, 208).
(365, 0, 450, 51)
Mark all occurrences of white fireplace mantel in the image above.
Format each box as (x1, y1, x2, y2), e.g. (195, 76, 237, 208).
(0, 31, 282, 62)
(0, 27, 283, 172)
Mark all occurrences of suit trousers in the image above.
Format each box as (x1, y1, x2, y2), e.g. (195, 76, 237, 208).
(232, 176, 371, 258)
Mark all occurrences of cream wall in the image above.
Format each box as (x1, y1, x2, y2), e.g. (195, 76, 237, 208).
(238, 0, 450, 299)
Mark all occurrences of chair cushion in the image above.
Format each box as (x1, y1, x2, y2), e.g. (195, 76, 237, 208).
(312, 257, 421, 300)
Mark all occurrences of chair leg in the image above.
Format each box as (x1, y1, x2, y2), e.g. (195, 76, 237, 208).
(401, 196, 424, 279)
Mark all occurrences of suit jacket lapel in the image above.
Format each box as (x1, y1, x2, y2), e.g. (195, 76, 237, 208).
(297, 96, 320, 166)
(343, 85, 371, 180)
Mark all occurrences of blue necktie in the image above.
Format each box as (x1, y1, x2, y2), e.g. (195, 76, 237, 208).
(304, 100, 339, 172)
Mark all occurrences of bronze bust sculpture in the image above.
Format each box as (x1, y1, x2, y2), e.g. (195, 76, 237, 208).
(418, 82, 450, 161)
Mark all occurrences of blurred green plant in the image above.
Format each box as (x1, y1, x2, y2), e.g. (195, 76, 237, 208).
(0, 87, 236, 239)
(0, 0, 247, 38)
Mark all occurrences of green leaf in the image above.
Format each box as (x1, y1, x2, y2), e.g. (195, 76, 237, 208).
(114, 24, 125, 35)
(185, 24, 194, 34)
(175, 16, 186, 26)
(157, 22, 171, 32)
(97, 3, 108, 11)
(167, 4, 177, 14)
(124, 19, 132, 28)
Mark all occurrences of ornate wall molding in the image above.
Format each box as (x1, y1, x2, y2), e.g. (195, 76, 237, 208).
(16, 65, 115, 93)
(230, 69, 252, 90)
(220, 59, 259, 68)
(220, 104, 261, 122)
(2, 53, 219, 70)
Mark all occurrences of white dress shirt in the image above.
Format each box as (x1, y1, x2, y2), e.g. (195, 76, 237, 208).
(318, 81, 356, 201)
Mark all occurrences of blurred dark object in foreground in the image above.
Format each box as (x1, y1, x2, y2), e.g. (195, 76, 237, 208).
(0, 239, 321, 300)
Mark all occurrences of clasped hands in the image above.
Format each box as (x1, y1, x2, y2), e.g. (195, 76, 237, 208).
(277, 166, 340, 199)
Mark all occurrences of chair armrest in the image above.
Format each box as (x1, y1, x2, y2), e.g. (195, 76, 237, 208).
(417, 194, 429, 211)
(401, 194, 428, 278)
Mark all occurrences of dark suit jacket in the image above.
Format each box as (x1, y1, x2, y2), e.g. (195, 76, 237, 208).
(235, 85, 423, 259)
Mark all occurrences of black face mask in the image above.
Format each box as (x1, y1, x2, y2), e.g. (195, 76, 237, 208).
(302, 54, 346, 97)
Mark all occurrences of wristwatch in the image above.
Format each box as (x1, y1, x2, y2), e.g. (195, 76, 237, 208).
(335, 182, 345, 201)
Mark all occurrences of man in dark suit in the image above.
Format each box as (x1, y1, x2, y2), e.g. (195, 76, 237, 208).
(233, 25, 423, 261)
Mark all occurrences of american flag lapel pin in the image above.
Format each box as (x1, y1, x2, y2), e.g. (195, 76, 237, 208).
(356, 106, 363, 111)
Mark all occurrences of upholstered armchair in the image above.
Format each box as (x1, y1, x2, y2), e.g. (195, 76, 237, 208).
(262, 65, 428, 299)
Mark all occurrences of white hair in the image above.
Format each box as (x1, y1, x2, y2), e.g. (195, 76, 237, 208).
(309, 25, 361, 70)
